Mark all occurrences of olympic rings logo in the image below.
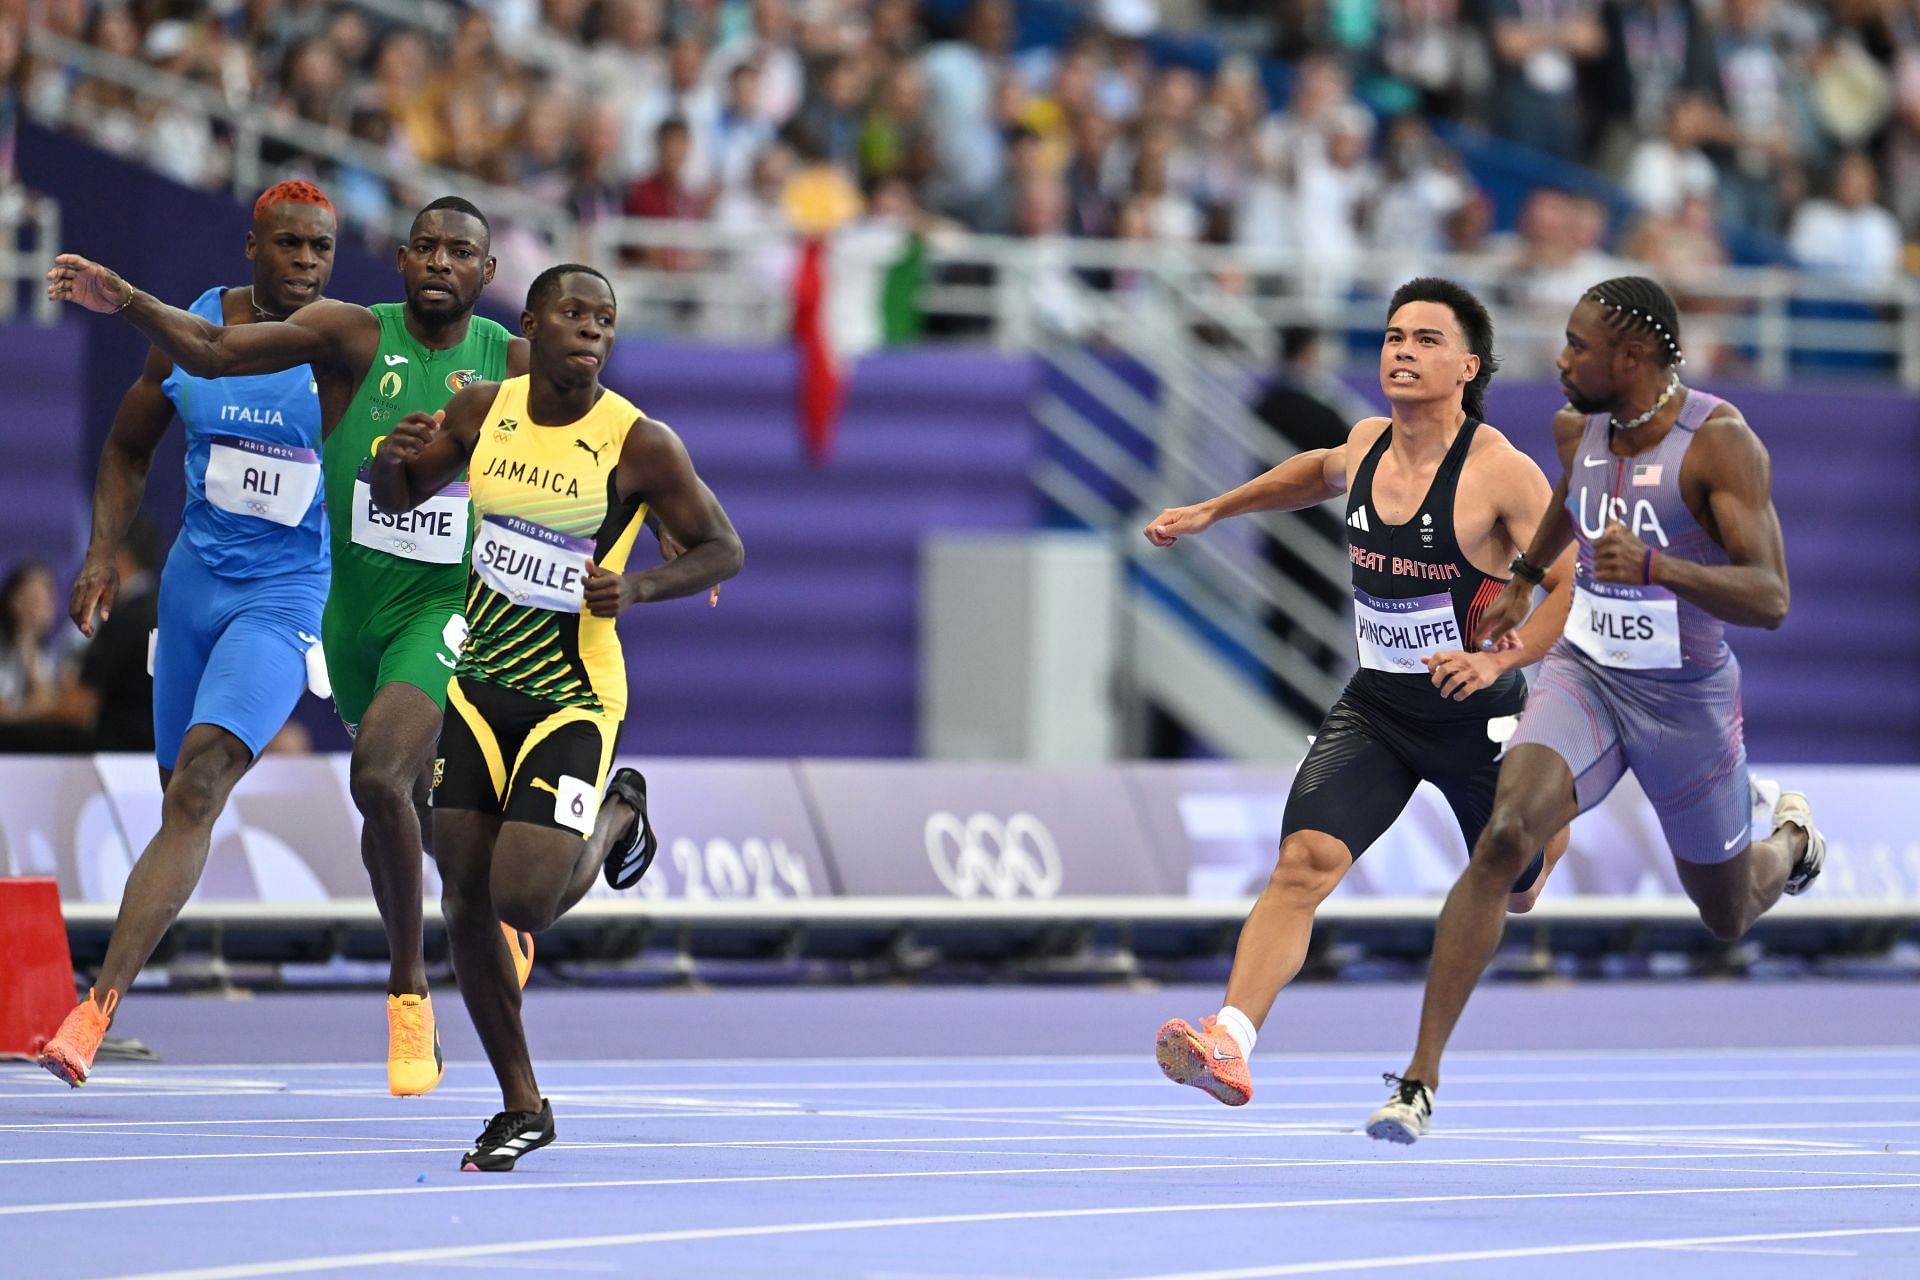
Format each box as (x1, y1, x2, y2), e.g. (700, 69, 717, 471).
(923, 810, 1064, 900)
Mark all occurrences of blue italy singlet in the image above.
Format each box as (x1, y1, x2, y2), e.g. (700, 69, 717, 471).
(161, 287, 328, 581)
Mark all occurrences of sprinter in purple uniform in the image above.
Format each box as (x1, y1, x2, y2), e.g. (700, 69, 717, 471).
(1367, 277, 1827, 1144)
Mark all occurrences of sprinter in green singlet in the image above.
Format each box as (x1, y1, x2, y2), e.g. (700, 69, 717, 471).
(48, 199, 657, 1095)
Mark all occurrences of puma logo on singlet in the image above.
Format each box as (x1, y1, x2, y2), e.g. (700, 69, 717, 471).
(573, 439, 604, 463)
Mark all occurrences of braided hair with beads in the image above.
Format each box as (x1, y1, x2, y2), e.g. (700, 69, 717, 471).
(1584, 276, 1684, 368)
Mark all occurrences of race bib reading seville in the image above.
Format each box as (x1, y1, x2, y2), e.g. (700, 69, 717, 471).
(472, 513, 592, 614)
(351, 467, 469, 564)
(1565, 579, 1682, 670)
(1354, 588, 1461, 673)
(204, 436, 320, 528)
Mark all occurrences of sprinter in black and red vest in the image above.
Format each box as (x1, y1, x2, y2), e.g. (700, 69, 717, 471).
(1143, 277, 1572, 1109)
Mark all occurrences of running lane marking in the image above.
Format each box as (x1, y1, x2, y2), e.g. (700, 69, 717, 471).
(8, 1149, 1913, 1219)
(11, 1120, 1920, 1165)
(101, 1181, 1920, 1280)
(1104, 1225, 1920, 1278)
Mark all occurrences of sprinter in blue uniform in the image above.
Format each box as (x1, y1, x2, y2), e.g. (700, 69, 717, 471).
(38, 181, 338, 1087)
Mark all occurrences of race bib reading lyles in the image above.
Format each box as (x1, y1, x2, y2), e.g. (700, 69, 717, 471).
(1565, 578, 1683, 670)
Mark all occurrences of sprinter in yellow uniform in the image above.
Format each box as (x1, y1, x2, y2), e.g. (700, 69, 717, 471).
(370, 264, 742, 1171)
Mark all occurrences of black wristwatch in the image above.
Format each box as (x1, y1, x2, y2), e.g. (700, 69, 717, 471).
(1507, 553, 1547, 585)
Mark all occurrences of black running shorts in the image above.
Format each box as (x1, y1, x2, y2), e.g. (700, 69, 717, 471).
(1282, 684, 1544, 893)
(435, 676, 620, 838)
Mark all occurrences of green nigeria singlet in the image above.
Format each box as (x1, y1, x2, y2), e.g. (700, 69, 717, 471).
(319, 303, 511, 726)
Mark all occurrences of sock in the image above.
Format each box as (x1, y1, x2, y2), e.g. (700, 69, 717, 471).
(1214, 1005, 1257, 1059)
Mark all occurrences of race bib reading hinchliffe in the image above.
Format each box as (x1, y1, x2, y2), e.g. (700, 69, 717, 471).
(1354, 588, 1461, 673)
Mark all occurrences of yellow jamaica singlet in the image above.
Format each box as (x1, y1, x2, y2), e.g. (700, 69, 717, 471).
(457, 376, 649, 718)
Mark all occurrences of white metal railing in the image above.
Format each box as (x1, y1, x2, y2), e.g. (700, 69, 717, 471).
(1022, 258, 1354, 728)
(0, 185, 61, 324)
(586, 218, 1920, 388)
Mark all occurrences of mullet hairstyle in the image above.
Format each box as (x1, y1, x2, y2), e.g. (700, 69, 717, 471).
(1386, 276, 1500, 422)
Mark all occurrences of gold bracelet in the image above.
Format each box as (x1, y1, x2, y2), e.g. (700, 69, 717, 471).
(112, 280, 135, 313)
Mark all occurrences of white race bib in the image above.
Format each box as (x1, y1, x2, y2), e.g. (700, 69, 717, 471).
(1354, 588, 1461, 673)
(1565, 580, 1682, 670)
(351, 472, 469, 564)
(552, 775, 598, 836)
(204, 435, 320, 528)
(473, 514, 592, 613)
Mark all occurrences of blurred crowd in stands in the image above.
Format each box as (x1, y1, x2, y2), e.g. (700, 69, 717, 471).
(3, 1, 1916, 357)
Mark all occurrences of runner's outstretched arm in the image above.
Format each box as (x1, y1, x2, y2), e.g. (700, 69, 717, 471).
(47, 253, 358, 378)
(1143, 418, 1378, 545)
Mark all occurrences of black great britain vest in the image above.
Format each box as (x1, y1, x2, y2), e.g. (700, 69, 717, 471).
(1342, 419, 1524, 720)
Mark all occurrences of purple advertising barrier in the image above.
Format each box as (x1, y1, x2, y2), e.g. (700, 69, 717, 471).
(84, 755, 828, 906)
(798, 762, 1176, 898)
(12, 756, 1915, 907)
(1122, 762, 1919, 903)
(582, 759, 831, 904)
(91, 755, 365, 903)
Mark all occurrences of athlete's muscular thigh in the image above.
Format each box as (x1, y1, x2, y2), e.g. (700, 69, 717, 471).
(489, 822, 585, 933)
(432, 807, 503, 903)
(1282, 698, 1422, 858)
(352, 681, 442, 785)
(1482, 745, 1578, 854)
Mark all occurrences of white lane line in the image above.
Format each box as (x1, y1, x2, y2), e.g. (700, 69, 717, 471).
(11, 1096, 1914, 1135)
(1657, 1244, 1862, 1257)
(1456, 1161, 1920, 1179)
(7, 1128, 457, 1148)
(7, 1148, 1913, 1219)
(807, 1092, 1920, 1113)
(102, 1182, 1920, 1280)
(1105, 1225, 1920, 1278)
(0, 1091, 297, 1102)
(14, 1076, 1919, 1101)
(394, 1258, 620, 1273)
(58, 1047, 1920, 1070)
(0, 1157, 1395, 1215)
(0, 1146, 468, 1166)
(11, 1119, 1920, 1166)
(0, 1107, 807, 1133)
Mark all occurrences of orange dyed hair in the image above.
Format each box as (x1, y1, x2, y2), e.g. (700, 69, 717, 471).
(253, 180, 336, 224)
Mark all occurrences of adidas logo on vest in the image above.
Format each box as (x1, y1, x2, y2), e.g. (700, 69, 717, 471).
(1348, 506, 1370, 532)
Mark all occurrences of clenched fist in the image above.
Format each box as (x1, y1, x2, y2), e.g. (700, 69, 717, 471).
(1143, 503, 1215, 547)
